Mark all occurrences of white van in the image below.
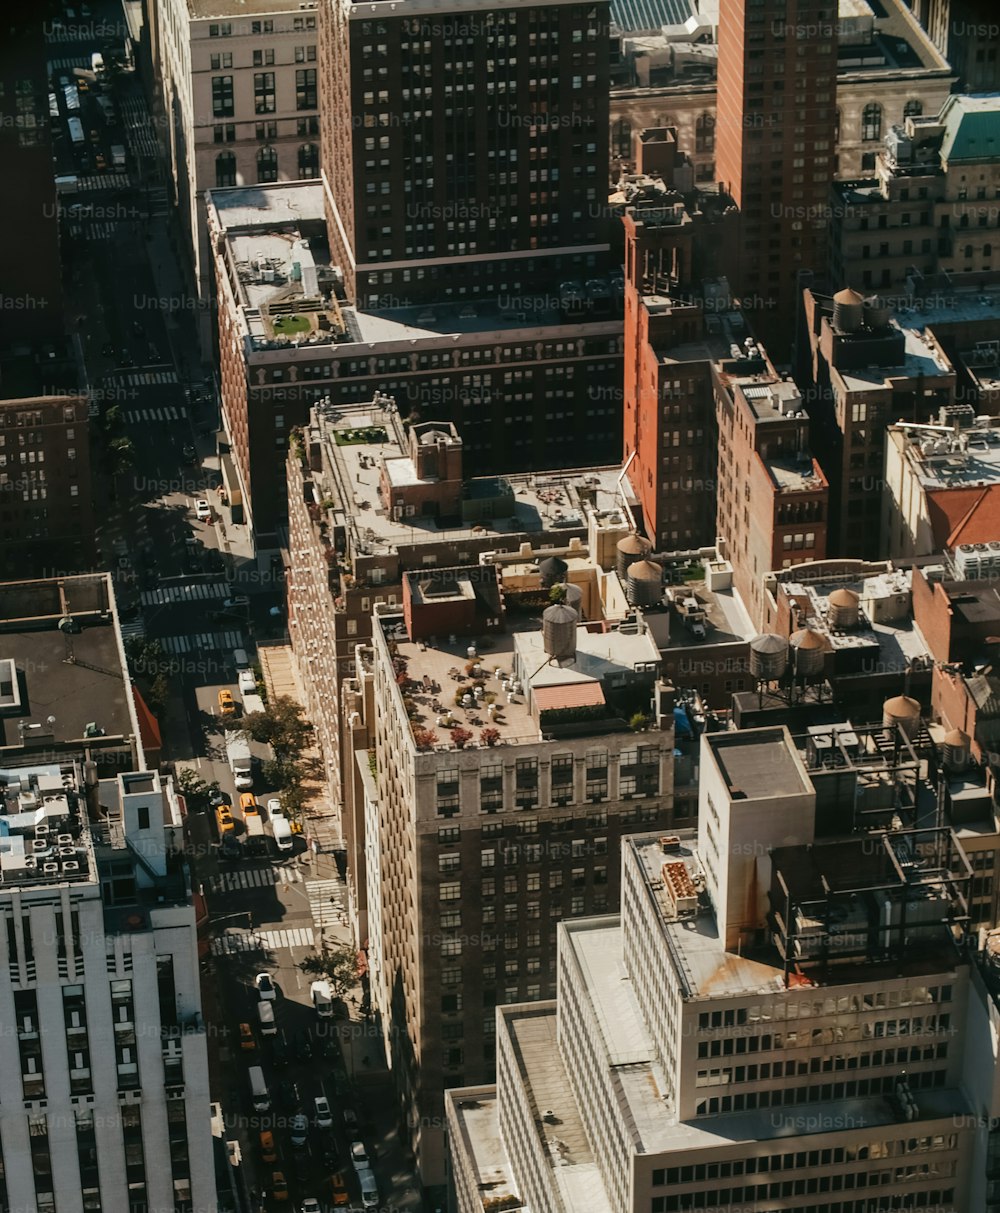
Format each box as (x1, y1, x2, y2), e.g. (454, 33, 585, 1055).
(311, 980, 333, 1018)
(272, 816, 293, 853)
(357, 1168, 379, 1209)
(257, 1000, 276, 1036)
(248, 1066, 270, 1112)
(91, 52, 105, 74)
(233, 648, 249, 670)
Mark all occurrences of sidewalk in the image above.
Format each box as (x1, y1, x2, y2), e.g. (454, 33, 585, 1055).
(257, 644, 341, 850)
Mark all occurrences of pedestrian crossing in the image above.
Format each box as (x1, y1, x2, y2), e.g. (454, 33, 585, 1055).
(76, 172, 132, 193)
(140, 581, 228, 607)
(144, 188, 171, 217)
(120, 93, 161, 162)
(307, 878, 346, 931)
(160, 629, 245, 655)
(69, 221, 119, 241)
(120, 369, 179, 387)
(206, 865, 305, 894)
(122, 406, 186, 426)
(47, 54, 91, 69)
(210, 927, 315, 955)
(119, 619, 147, 642)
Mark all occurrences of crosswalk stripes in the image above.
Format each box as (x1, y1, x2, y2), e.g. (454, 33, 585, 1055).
(76, 172, 131, 192)
(46, 54, 92, 69)
(307, 878, 346, 931)
(206, 866, 304, 894)
(210, 927, 315, 955)
(69, 221, 118, 241)
(159, 630, 245, 655)
(140, 581, 228, 607)
(119, 93, 161, 161)
(123, 406, 186, 424)
(145, 188, 171, 217)
(119, 619, 147, 642)
(124, 370, 178, 386)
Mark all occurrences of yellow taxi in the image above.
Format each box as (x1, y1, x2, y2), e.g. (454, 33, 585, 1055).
(217, 689, 236, 718)
(215, 805, 235, 835)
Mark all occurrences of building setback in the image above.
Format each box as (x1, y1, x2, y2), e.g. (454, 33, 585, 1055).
(151, 0, 322, 353)
(447, 724, 987, 1213)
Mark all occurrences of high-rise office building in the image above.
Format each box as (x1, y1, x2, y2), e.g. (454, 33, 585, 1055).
(318, 0, 612, 309)
(715, 0, 838, 351)
(0, 574, 214, 1213)
(448, 724, 987, 1213)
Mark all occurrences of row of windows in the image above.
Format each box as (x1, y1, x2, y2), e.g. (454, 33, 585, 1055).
(695, 1068, 945, 1116)
(652, 1189, 954, 1213)
(215, 144, 318, 186)
(208, 16, 315, 34)
(211, 69, 315, 117)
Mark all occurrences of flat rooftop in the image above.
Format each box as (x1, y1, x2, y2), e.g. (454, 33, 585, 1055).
(446, 1090, 518, 1208)
(835, 319, 953, 392)
(777, 571, 930, 670)
(895, 421, 1000, 489)
(0, 577, 136, 750)
(0, 342, 80, 401)
(644, 579, 755, 651)
(311, 402, 622, 553)
(187, 0, 316, 18)
(706, 728, 811, 799)
(499, 1005, 615, 1213)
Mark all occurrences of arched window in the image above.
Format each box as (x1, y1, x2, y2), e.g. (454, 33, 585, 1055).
(903, 100, 922, 119)
(862, 103, 882, 142)
(612, 119, 632, 160)
(215, 152, 236, 188)
(695, 112, 715, 154)
(257, 145, 278, 183)
(298, 142, 319, 178)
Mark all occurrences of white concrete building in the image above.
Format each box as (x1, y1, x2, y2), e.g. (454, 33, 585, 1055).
(0, 763, 213, 1213)
(448, 725, 986, 1213)
(151, 0, 321, 352)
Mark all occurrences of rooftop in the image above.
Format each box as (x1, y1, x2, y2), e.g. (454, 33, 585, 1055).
(938, 93, 1000, 164)
(893, 418, 1000, 490)
(499, 1005, 615, 1213)
(0, 576, 139, 754)
(445, 1090, 520, 1210)
(307, 400, 624, 556)
(706, 728, 812, 799)
(0, 764, 96, 889)
(0, 340, 80, 401)
(644, 578, 756, 651)
(187, 0, 316, 18)
(833, 317, 953, 392)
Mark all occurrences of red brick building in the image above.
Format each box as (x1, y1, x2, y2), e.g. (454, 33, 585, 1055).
(715, 0, 838, 351)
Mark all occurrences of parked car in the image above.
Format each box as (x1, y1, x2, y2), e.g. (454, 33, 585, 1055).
(240, 792, 259, 816)
(209, 788, 231, 808)
(269, 1170, 289, 1203)
(266, 797, 283, 821)
(259, 1130, 277, 1164)
(238, 1023, 255, 1051)
(349, 1141, 369, 1173)
(290, 1113, 309, 1147)
(217, 689, 235, 718)
(329, 1173, 349, 1207)
(301, 1200, 322, 1213)
(238, 668, 257, 695)
(215, 805, 234, 835)
(195, 499, 211, 522)
(254, 972, 276, 1001)
(314, 1096, 333, 1129)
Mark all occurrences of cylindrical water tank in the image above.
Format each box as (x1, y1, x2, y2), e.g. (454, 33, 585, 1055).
(942, 727, 971, 772)
(833, 287, 864, 333)
(542, 603, 578, 662)
(538, 556, 568, 587)
(626, 560, 664, 607)
(827, 587, 860, 630)
(749, 633, 789, 681)
(863, 295, 891, 330)
(883, 694, 921, 739)
(561, 583, 583, 613)
(789, 628, 826, 677)
(616, 533, 651, 581)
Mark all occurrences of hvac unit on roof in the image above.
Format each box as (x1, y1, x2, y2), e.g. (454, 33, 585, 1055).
(58, 848, 75, 858)
(61, 862, 80, 874)
(56, 833, 73, 845)
(23, 857, 36, 870)
(42, 863, 59, 875)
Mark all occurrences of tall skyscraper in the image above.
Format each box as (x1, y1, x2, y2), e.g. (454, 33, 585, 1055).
(715, 0, 838, 351)
(318, 0, 612, 308)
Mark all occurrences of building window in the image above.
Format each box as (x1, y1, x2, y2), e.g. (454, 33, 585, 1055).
(256, 146, 278, 183)
(695, 112, 715, 154)
(298, 142, 319, 177)
(903, 99, 922, 119)
(612, 118, 631, 159)
(296, 68, 317, 111)
(862, 102, 882, 141)
(254, 72, 276, 114)
(215, 152, 236, 188)
(294, 45, 317, 62)
(211, 76, 233, 118)
(252, 49, 275, 67)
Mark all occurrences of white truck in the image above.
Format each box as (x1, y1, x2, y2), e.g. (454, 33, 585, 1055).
(257, 1001, 276, 1036)
(241, 692, 265, 717)
(248, 1066, 270, 1111)
(272, 815, 293, 853)
(225, 730, 253, 790)
(311, 980, 333, 1018)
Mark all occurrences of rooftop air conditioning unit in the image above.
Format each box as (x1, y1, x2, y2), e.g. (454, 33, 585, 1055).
(58, 848, 75, 857)
(35, 824, 49, 835)
(56, 833, 73, 845)
(62, 862, 80, 874)
(42, 863, 60, 875)
(31, 839, 47, 852)
(23, 857, 37, 870)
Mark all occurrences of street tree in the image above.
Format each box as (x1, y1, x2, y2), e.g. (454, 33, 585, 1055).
(298, 942, 359, 998)
(242, 695, 311, 757)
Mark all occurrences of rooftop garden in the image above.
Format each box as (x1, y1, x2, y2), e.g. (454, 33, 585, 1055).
(272, 314, 312, 336)
(335, 426, 388, 446)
